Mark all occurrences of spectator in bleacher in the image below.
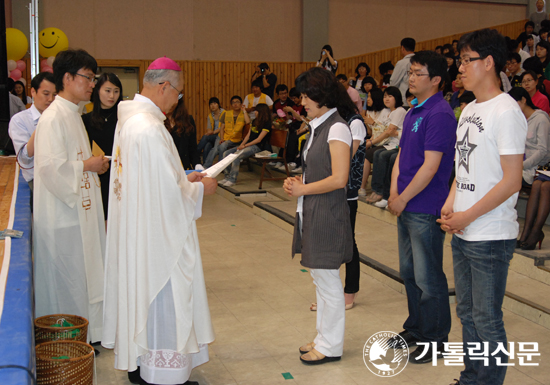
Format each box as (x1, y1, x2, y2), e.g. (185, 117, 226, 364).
(284, 67, 352, 365)
(536, 40, 550, 73)
(251, 63, 277, 99)
(279, 87, 308, 172)
(315, 45, 338, 73)
(540, 27, 549, 42)
(521, 70, 550, 113)
(452, 39, 460, 57)
(439, 29, 527, 384)
(445, 52, 459, 85)
(508, 36, 531, 65)
(450, 73, 466, 110)
(434, 46, 443, 55)
(12, 80, 31, 105)
(390, 37, 416, 106)
(523, 34, 537, 57)
(272, 84, 294, 117)
(367, 86, 407, 208)
(387, 50, 456, 364)
(442, 44, 452, 55)
(348, 62, 370, 102)
(360, 77, 378, 111)
(358, 88, 390, 197)
(244, 79, 274, 120)
(165, 98, 200, 170)
(507, 52, 525, 88)
(219, 104, 271, 187)
(204, 95, 245, 168)
(455, 91, 475, 121)
(508, 87, 550, 187)
(530, 0, 548, 34)
(9, 72, 55, 194)
(379, 61, 394, 89)
(518, 21, 536, 48)
(197, 97, 224, 165)
(336, 74, 363, 113)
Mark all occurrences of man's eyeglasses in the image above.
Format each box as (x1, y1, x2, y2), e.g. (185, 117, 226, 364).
(407, 71, 430, 78)
(160, 82, 184, 100)
(458, 56, 485, 66)
(75, 73, 97, 84)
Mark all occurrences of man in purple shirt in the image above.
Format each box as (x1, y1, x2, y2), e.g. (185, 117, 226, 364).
(387, 50, 457, 364)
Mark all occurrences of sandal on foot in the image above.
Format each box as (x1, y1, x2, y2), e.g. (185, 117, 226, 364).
(299, 342, 315, 354)
(310, 302, 317, 311)
(300, 349, 341, 365)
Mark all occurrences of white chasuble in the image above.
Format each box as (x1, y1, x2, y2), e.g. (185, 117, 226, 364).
(102, 95, 214, 384)
(33, 96, 106, 342)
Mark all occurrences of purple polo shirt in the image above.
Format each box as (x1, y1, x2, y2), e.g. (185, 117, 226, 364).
(397, 91, 457, 216)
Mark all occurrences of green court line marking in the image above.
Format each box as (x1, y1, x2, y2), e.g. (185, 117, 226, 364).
(231, 224, 236, 226)
(300, 269, 308, 272)
(282, 372, 294, 380)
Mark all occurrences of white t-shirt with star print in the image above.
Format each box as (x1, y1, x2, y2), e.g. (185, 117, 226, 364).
(454, 93, 527, 241)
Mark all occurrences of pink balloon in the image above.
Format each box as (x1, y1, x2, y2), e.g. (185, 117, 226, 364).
(10, 69, 22, 80)
(42, 66, 53, 73)
(40, 59, 48, 68)
(16, 60, 26, 71)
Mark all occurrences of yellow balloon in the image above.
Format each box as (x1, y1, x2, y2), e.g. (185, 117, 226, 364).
(39, 28, 69, 58)
(6, 28, 28, 61)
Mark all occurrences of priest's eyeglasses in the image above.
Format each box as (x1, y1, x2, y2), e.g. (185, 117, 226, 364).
(161, 81, 184, 100)
(75, 73, 97, 84)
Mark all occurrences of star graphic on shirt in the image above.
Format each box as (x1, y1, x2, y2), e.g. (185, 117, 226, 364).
(457, 128, 477, 174)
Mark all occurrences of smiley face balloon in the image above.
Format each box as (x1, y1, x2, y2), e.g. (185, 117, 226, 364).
(39, 28, 69, 57)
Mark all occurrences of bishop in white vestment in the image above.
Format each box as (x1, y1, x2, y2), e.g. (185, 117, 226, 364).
(34, 49, 109, 342)
(102, 58, 217, 385)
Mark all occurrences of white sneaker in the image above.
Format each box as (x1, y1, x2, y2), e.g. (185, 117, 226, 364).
(276, 163, 288, 171)
(218, 178, 228, 185)
(224, 180, 236, 187)
(374, 199, 388, 208)
(271, 162, 283, 168)
(358, 188, 367, 197)
(287, 162, 296, 171)
(292, 166, 302, 174)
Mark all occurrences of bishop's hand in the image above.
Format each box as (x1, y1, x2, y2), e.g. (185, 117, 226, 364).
(201, 177, 217, 195)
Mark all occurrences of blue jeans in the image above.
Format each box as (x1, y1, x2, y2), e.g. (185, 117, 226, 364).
(223, 144, 261, 182)
(197, 134, 219, 162)
(397, 211, 451, 344)
(451, 236, 515, 385)
(204, 140, 239, 168)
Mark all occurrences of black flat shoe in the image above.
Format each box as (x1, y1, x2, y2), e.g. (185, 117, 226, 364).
(128, 368, 141, 384)
(387, 330, 420, 348)
(408, 344, 444, 364)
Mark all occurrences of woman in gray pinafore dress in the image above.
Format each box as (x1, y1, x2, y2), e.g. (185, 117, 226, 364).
(283, 68, 353, 365)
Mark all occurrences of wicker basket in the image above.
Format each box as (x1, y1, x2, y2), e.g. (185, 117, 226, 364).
(35, 314, 89, 344)
(36, 341, 94, 385)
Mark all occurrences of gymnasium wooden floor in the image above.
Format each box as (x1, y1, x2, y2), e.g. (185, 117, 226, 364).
(0, 157, 17, 270)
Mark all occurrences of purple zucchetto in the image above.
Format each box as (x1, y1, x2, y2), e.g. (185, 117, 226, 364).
(147, 56, 181, 71)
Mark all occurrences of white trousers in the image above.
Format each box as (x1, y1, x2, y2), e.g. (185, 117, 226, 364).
(310, 269, 345, 357)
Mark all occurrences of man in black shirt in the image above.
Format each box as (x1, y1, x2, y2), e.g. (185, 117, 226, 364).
(251, 63, 277, 99)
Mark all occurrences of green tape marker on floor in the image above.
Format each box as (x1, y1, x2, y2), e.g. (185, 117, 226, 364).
(231, 224, 235, 226)
(282, 372, 294, 380)
(300, 269, 308, 272)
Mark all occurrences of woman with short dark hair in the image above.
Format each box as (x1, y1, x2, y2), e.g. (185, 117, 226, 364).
(165, 98, 200, 171)
(284, 67, 352, 365)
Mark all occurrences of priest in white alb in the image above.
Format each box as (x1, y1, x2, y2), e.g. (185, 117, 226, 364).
(34, 49, 110, 343)
(102, 57, 217, 385)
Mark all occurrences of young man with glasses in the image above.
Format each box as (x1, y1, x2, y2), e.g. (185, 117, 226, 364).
(33, 49, 109, 348)
(387, 50, 457, 364)
(102, 56, 217, 385)
(506, 52, 524, 88)
(438, 29, 527, 385)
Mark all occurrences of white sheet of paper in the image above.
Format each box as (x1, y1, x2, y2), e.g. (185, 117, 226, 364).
(204, 153, 240, 178)
(537, 169, 550, 177)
